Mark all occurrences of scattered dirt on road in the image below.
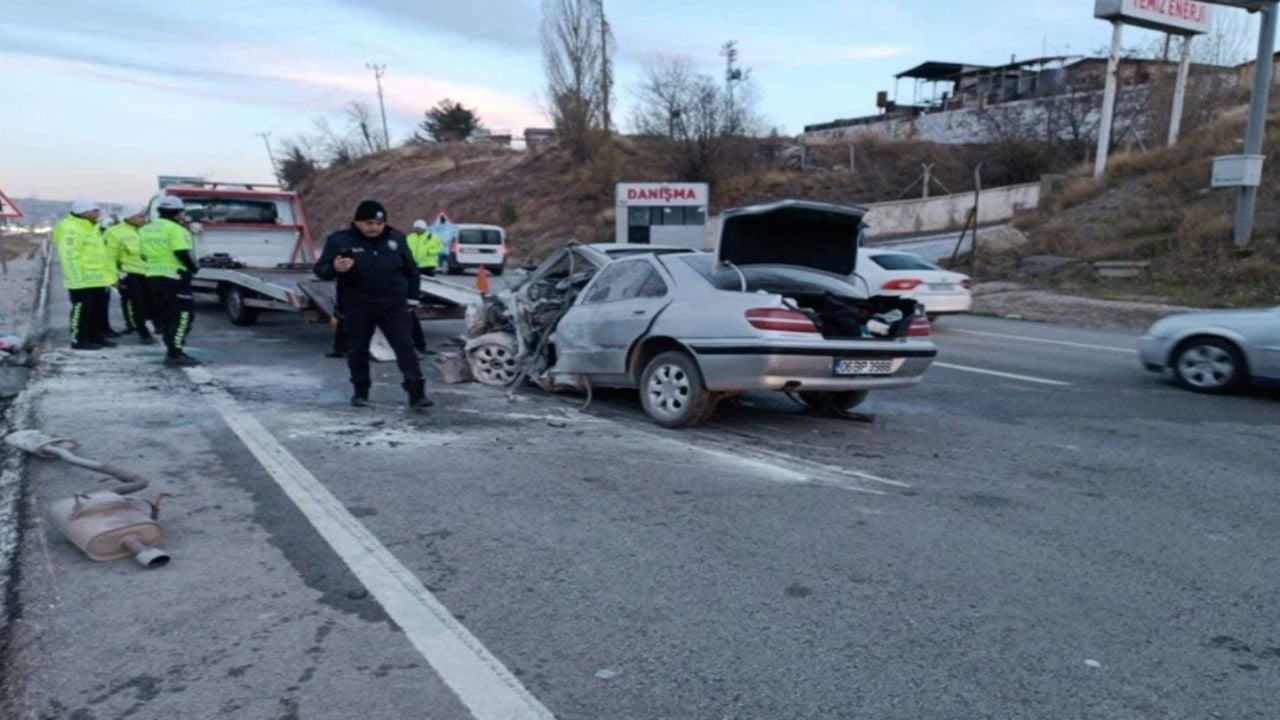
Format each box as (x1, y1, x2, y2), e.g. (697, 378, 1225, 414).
(971, 282, 1204, 331)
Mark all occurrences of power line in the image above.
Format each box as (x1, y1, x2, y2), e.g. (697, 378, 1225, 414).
(365, 62, 390, 150)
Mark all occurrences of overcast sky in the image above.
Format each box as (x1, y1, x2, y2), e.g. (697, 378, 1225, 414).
(0, 0, 1264, 203)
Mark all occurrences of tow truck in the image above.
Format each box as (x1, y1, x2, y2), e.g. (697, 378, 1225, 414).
(147, 178, 479, 349)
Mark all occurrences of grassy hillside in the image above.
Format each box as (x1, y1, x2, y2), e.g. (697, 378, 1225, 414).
(299, 136, 1059, 263)
(1007, 105, 1280, 308)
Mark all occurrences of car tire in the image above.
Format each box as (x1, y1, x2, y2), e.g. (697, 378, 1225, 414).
(1172, 338, 1246, 394)
(466, 332, 521, 387)
(639, 351, 714, 428)
(799, 391, 869, 414)
(490, 265, 505, 276)
(223, 286, 260, 326)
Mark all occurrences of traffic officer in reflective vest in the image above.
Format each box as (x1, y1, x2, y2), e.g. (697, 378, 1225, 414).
(314, 200, 431, 411)
(104, 205, 155, 345)
(139, 196, 200, 367)
(52, 198, 115, 350)
(405, 219, 443, 354)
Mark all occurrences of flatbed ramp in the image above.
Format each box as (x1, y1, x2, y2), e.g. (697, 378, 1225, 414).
(297, 280, 396, 362)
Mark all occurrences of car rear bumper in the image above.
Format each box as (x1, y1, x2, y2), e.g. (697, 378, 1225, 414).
(689, 343, 937, 392)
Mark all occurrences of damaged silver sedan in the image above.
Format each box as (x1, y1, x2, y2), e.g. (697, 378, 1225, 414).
(466, 201, 938, 427)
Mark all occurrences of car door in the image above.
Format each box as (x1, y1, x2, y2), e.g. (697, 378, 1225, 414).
(554, 258, 672, 376)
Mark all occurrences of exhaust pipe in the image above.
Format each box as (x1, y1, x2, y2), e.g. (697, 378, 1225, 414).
(6, 430, 172, 569)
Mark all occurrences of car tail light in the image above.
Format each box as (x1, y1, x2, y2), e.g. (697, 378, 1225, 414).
(882, 278, 924, 291)
(908, 315, 932, 338)
(746, 309, 819, 334)
(500, 244, 510, 256)
(961, 278, 972, 290)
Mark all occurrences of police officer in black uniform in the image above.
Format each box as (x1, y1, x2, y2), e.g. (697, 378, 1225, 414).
(314, 200, 431, 411)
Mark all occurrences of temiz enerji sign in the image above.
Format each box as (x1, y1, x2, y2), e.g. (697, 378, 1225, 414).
(1095, 0, 1213, 35)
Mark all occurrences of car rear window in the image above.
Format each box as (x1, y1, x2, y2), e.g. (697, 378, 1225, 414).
(679, 255, 861, 295)
(178, 197, 280, 225)
(869, 253, 939, 271)
(458, 229, 503, 246)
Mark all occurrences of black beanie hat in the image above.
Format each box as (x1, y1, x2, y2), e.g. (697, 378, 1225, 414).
(353, 200, 387, 222)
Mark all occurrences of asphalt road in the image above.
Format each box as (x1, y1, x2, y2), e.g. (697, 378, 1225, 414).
(4, 288, 1278, 720)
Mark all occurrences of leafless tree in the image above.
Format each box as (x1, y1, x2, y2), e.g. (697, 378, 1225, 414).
(346, 101, 383, 154)
(541, 0, 612, 162)
(630, 54, 762, 184)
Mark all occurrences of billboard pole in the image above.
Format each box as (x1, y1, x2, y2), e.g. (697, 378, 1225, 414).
(1168, 34, 1194, 146)
(1094, 20, 1124, 179)
(1234, 1, 1278, 248)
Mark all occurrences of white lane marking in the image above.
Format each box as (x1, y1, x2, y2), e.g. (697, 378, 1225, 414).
(933, 362, 1072, 387)
(948, 329, 1139, 354)
(184, 367, 555, 720)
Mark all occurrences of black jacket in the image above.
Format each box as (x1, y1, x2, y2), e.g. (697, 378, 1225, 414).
(314, 225, 420, 303)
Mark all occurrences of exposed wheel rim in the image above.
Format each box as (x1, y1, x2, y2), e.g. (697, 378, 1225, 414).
(470, 344, 519, 385)
(646, 363, 692, 420)
(1178, 345, 1235, 389)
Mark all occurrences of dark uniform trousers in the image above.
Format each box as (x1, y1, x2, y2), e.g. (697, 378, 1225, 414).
(146, 276, 194, 356)
(120, 273, 153, 338)
(345, 296, 423, 388)
(68, 288, 107, 345)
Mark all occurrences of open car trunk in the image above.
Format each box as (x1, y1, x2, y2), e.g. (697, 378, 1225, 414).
(716, 200, 864, 276)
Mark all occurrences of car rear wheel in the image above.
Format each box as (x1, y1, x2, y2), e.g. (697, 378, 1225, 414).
(799, 391, 869, 414)
(223, 286, 260, 326)
(1173, 338, 1245, 393)
(640, 351, 715, 428)
(489, 265, 505, 276)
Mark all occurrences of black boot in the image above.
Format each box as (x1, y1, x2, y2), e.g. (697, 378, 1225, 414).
(351, 384, 371, 407)
(164, 353, 201, 367)
(403, 380, 433, 412)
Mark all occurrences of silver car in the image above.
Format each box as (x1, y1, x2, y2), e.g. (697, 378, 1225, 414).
(546, 201, 938, 427)
(1139, 306, 1280, 393)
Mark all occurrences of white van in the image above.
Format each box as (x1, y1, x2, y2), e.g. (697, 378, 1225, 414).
(440, 224, 508, 276)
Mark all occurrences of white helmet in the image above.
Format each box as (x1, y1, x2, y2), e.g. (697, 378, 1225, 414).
(413, 219, 428, 231)
(121, 204, 148, 222)
(157, 196, 186, 211)
(70, 197, 100, 215)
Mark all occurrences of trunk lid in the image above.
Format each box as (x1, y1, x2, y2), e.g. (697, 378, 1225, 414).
(716, 200, 865, 277)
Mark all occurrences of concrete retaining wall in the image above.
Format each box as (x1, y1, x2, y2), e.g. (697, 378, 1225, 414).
(862, 182, 1041, 238)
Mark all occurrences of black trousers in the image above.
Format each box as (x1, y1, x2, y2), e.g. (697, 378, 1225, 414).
(146, 277, 194, 356)
(95, 287, 116, 334)
(345, 297, 423, 388)
(411, 268, 432, 350)
(121, 273, 152, 338)
(68, 288, 107, 345)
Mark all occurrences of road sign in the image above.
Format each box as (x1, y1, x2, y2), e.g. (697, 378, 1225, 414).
(0, 189, 23, 219)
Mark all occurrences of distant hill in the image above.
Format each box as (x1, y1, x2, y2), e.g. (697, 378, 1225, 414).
(4, 198, 71, 228)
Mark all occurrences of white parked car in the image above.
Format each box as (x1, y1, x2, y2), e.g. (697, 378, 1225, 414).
(440, 224, 508, 276)
(856, 248, 972, 318)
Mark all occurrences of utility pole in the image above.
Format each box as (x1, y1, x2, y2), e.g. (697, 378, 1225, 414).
(365, 62, 390, 151)
(1093, 20, 1124, 179)
(722, 40, 742, 134)
(1233, 1, 1278, 248)
(597, 0, 611, 135)
(256, 131, 281, 184)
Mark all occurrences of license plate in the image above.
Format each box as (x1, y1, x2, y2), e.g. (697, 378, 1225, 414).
(929, 283, 958, 291)
(833, 359, 895, 376)
(475, 248, 497, 254)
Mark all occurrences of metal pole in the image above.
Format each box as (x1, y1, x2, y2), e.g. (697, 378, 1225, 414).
(256, 131, 281, 184)
(598, 0, 610, 135)
(366, 63, 390, 150)
(849, 143, 856, 173)
(1168, 35, 1193, 147)
(1234, 2, 1278, 248)
(1094, 20, 1124, 179)
(922, 164, 931, 199)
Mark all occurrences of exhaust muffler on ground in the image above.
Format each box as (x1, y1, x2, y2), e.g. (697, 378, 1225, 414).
(4, 429, 172, 569)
